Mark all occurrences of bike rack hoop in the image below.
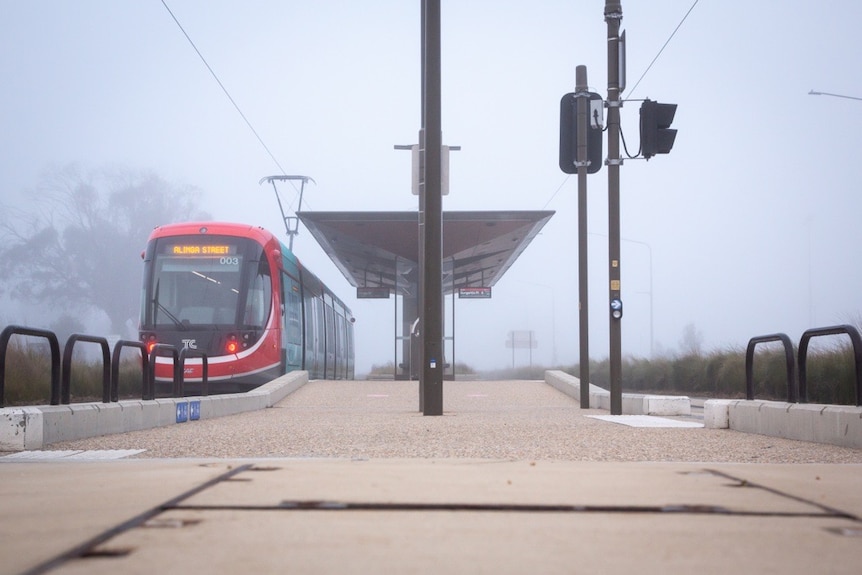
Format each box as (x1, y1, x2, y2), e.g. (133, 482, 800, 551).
(745, 333, 797, 402)
(798, 325, 862, 406)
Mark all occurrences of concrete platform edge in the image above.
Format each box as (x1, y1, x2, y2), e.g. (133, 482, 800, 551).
(544, 370, 691, 416)
(0, 370, 308, 451)
(704, 398, 862, 449)
(545, 370, 862, 449)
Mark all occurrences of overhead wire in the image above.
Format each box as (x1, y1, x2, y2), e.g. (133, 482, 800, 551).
(543, 175, 570, 209)
(624, 0, 700, 99)
(160, 0, 288, 176)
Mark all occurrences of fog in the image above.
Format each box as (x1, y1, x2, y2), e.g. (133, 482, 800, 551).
(2, 1, 861, 374)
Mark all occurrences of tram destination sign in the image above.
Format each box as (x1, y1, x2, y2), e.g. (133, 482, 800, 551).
(357, 287, 391, 299)
(458, 286, 492, 299)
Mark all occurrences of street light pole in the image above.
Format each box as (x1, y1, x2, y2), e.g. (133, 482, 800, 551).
(623, 237, 653, 357)
(808, 90, 862, 102)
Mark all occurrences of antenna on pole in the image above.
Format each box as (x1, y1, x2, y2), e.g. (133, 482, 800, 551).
(259, 175, 316, 251)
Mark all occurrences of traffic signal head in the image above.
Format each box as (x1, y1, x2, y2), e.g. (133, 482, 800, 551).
(639, 99, 677, 159)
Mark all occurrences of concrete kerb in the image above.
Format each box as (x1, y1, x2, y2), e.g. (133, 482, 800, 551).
(543, 370, 691, 416)
(0, 370, 309, 451)
(704, 398, 862, 449)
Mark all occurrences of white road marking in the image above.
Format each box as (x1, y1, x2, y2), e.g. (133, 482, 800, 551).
(1, 450, 146, 460)
(587, 415, 703, 428)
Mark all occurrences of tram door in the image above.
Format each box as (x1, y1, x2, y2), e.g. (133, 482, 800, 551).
(281, 274, 303, 373)
(303, 289, 324, 378)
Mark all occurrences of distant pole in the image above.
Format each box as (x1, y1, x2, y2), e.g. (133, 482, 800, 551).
(575, 65, 591, 409)
(623, 237, 653, 357)
(605, 0, 623, 415)
(421, 0, 444, 415)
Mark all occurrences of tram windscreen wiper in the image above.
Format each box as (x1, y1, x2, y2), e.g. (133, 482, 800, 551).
(153, 280, 185, 330)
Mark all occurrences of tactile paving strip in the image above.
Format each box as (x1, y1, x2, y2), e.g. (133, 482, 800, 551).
(1, 450, 146, 460)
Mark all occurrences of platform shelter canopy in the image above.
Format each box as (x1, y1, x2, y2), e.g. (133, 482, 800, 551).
(297, 210, 554, 296)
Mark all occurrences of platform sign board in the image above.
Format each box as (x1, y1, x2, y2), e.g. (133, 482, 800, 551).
(357, 287, 391, 299)
(458, 286, 492, 299)
(506, 330, 537, 349)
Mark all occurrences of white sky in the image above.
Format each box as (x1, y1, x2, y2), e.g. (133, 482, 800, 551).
(2, 1, 862, 374)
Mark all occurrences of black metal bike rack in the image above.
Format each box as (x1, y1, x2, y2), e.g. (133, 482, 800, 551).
(178, 348, 209, 397)
(1, 324, 218, 406)
(745, 333, 797, 403)
(61, 334, 111, 405)
(111, 340, 150, 402)
(798, 324, 862, 406)
(146, 344, 180, 401)
(0, 325, 62, 407)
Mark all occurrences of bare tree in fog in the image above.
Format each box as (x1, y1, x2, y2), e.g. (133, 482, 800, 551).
(0, 164, 208, 335)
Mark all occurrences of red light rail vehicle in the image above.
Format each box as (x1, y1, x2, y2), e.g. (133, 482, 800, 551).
(139, 222, 354, 394)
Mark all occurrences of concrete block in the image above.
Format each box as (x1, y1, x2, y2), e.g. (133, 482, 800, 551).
(201, 396, 224, 419)
(621, 394, 645, 415)
(118, 401, 146, 433)
(154, 399, 177, 427)
(802, 404, 862, 449)
(240, 390, 269, 412)
(591, 390, 611, 411)
(703, 400, 732, 429)
(40, 405, 75, 445)
(136, 400, 162, 430)
(785, 403, 821, 442)
(0, 407, 43, 451)
(237, 371, 299, 408)
(67, 404, 102, 441)
(825, 405, 862, 449)
(755, 400, 792, 440)
(728, 400, 766, 435)
(643, 395, 691, 416)
(544, 370, 579, 398)
(92, 402, 123, 437)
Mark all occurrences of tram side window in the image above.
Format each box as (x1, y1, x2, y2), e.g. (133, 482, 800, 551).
(243, 260, 272, 328)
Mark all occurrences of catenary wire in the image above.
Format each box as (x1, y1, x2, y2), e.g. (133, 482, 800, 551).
(625, 0, 700, 98)
(160, 0, 287, 176)
(542, 175, 571, 209)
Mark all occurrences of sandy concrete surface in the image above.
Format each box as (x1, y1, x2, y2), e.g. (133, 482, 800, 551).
(41, 380, 862, 463)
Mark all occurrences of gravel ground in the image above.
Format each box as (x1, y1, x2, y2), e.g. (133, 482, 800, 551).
(44, 380, 862, 463)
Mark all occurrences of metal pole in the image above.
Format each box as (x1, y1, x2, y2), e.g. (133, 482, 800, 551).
(394, 258, 399, 378)
(451, 268, 456, 380)
(421, 0, 443, 415)
(418, 0, 426, 408)
(605, 0, 623, 415)
(575, 65, 591, 408)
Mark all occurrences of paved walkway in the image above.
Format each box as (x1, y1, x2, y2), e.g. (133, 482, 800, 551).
(2, 380, 861, 574)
